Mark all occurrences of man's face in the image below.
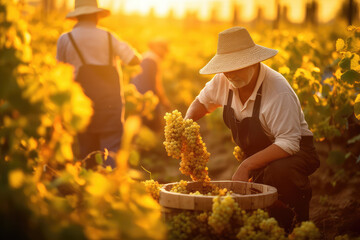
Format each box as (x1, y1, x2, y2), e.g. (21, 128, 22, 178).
(223, 64, 257, 88)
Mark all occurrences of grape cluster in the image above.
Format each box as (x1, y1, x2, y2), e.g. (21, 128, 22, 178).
(208, 195, 238, 234)
(163, 110, 211, 182)
(170, 180, 189, 194)
(181, 119, 211, 182)
(142, 179, 162, 202)
(168, 211, 198, 240)
(169, 180, 231, 196)
(233, 146, 245, 162)
(236, 209, 286, 240)
(166, 194, 321, 240)
(288, 221, 321, 240)
(163, 110, 185, 159)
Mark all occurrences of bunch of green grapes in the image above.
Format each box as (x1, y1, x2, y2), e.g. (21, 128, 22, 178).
(164, 110, 211, 182)
(209, 185, 231, 196)
(163, 110, 184, 159)
(233, 146, 245, 162)
(259, 218, 286, 240)
(180, 119, 211, 182)
(196, 212, 209, 223)
(167, 211, 198, 240)
(143, 179, 162, 202)
(208, 195, 238, 234)
(170, 180, 188, 194)
(288, 221, 321, 240)
(236, 209, 286, 240)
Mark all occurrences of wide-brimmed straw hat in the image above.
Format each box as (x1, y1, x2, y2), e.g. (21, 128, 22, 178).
(199, 27, 278, 74)
(66, 0, 110, 20)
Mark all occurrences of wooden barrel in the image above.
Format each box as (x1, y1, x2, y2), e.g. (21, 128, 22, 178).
(159, 180, 277, 219)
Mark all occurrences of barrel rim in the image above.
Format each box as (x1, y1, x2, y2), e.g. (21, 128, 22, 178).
(159, 180, 278, 211)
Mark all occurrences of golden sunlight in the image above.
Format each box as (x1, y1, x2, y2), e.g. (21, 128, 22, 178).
(62, 0, 344, 23)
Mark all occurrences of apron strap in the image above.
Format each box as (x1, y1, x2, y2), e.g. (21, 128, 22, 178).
(107, 32, 113, 65)
(227, 89, 233, 106)
(252, 84, 263, 118)
(68, 32, 86, 65)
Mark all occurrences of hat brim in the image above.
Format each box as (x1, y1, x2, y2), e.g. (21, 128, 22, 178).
(66, 7, 110, 20)
(199, 45, 278, 74)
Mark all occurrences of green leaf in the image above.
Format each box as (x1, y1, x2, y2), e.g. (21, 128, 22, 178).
(341, 70, 360, 84)
(339, 57, 351, 70)
(336, 39, 345, 51)
(327, 150, 346, 166)
(95, 152, 103, 165)
(345, 152, 352, 159)
(355, 94, 360, 120)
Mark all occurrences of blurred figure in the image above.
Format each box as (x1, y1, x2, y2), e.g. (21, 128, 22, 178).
(56, 0, 141, 168)
(131, 38, 171, 131)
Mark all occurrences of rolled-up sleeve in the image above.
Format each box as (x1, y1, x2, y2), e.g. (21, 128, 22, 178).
(112, 34, 137, 65)
(264, 93, 302, 155)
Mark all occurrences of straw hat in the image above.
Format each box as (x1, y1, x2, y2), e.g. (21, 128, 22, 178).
(66, 0, 110, 20)
(199, 27, 278, 74)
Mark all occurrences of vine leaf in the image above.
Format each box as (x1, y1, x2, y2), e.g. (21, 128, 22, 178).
(327, 150, 346, 166)
(355, 94, 360, 120)
(341, 70, 360, 84)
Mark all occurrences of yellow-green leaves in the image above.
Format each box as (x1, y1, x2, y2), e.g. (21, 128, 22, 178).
(336, 38, 345, 51)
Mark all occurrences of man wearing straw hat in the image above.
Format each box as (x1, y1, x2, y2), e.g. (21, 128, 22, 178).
(185, 27, 320, 230)
(57, 0, 141, 168)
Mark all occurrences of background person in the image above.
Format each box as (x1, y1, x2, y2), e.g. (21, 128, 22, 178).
(185, 26, 320, 231)
(56, 0, 141, 168)
(131, 38, 171, 131)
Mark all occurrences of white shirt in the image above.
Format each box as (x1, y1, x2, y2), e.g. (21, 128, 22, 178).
(56, 21, 137, 76)
(196, 63, 313, 155)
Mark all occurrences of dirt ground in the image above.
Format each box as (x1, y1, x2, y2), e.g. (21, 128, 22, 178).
(309, 142, 360, 240)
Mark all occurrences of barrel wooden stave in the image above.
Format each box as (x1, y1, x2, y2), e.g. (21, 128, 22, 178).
(159, 181, 278, 212)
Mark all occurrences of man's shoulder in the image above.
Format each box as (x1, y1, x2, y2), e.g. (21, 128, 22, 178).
(262, 64, 294, 95)
(57, 32, 71, 49)
(58, 32, 70, 41)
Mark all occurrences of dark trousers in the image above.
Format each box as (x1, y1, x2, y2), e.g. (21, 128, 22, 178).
(77, 129, 123, 169)
(251, 136, 320, 231)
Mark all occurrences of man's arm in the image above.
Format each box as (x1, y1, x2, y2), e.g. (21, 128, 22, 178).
(128, 53, 142, 66)
(185, 98, 209, 121)
(232, 144, 290, 181)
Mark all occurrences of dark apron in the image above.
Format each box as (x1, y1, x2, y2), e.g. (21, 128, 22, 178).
(223, 84, 272, 158)
(68, 32, 123, 133)
(223, 84, 319, 229)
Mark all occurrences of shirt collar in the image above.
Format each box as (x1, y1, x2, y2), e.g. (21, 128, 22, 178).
(248, 63, 265, 101)
(227, 62, 265, 101)
(74, 21, 97, 29)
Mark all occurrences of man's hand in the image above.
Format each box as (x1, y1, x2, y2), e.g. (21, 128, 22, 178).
(232, 162, 250, 181)
(231, 144, 291, 182)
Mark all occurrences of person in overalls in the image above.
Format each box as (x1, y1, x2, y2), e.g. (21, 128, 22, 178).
(185, 27, 320, 231)
(131, 38, 171, 132)
(56, 0, 141, 168)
